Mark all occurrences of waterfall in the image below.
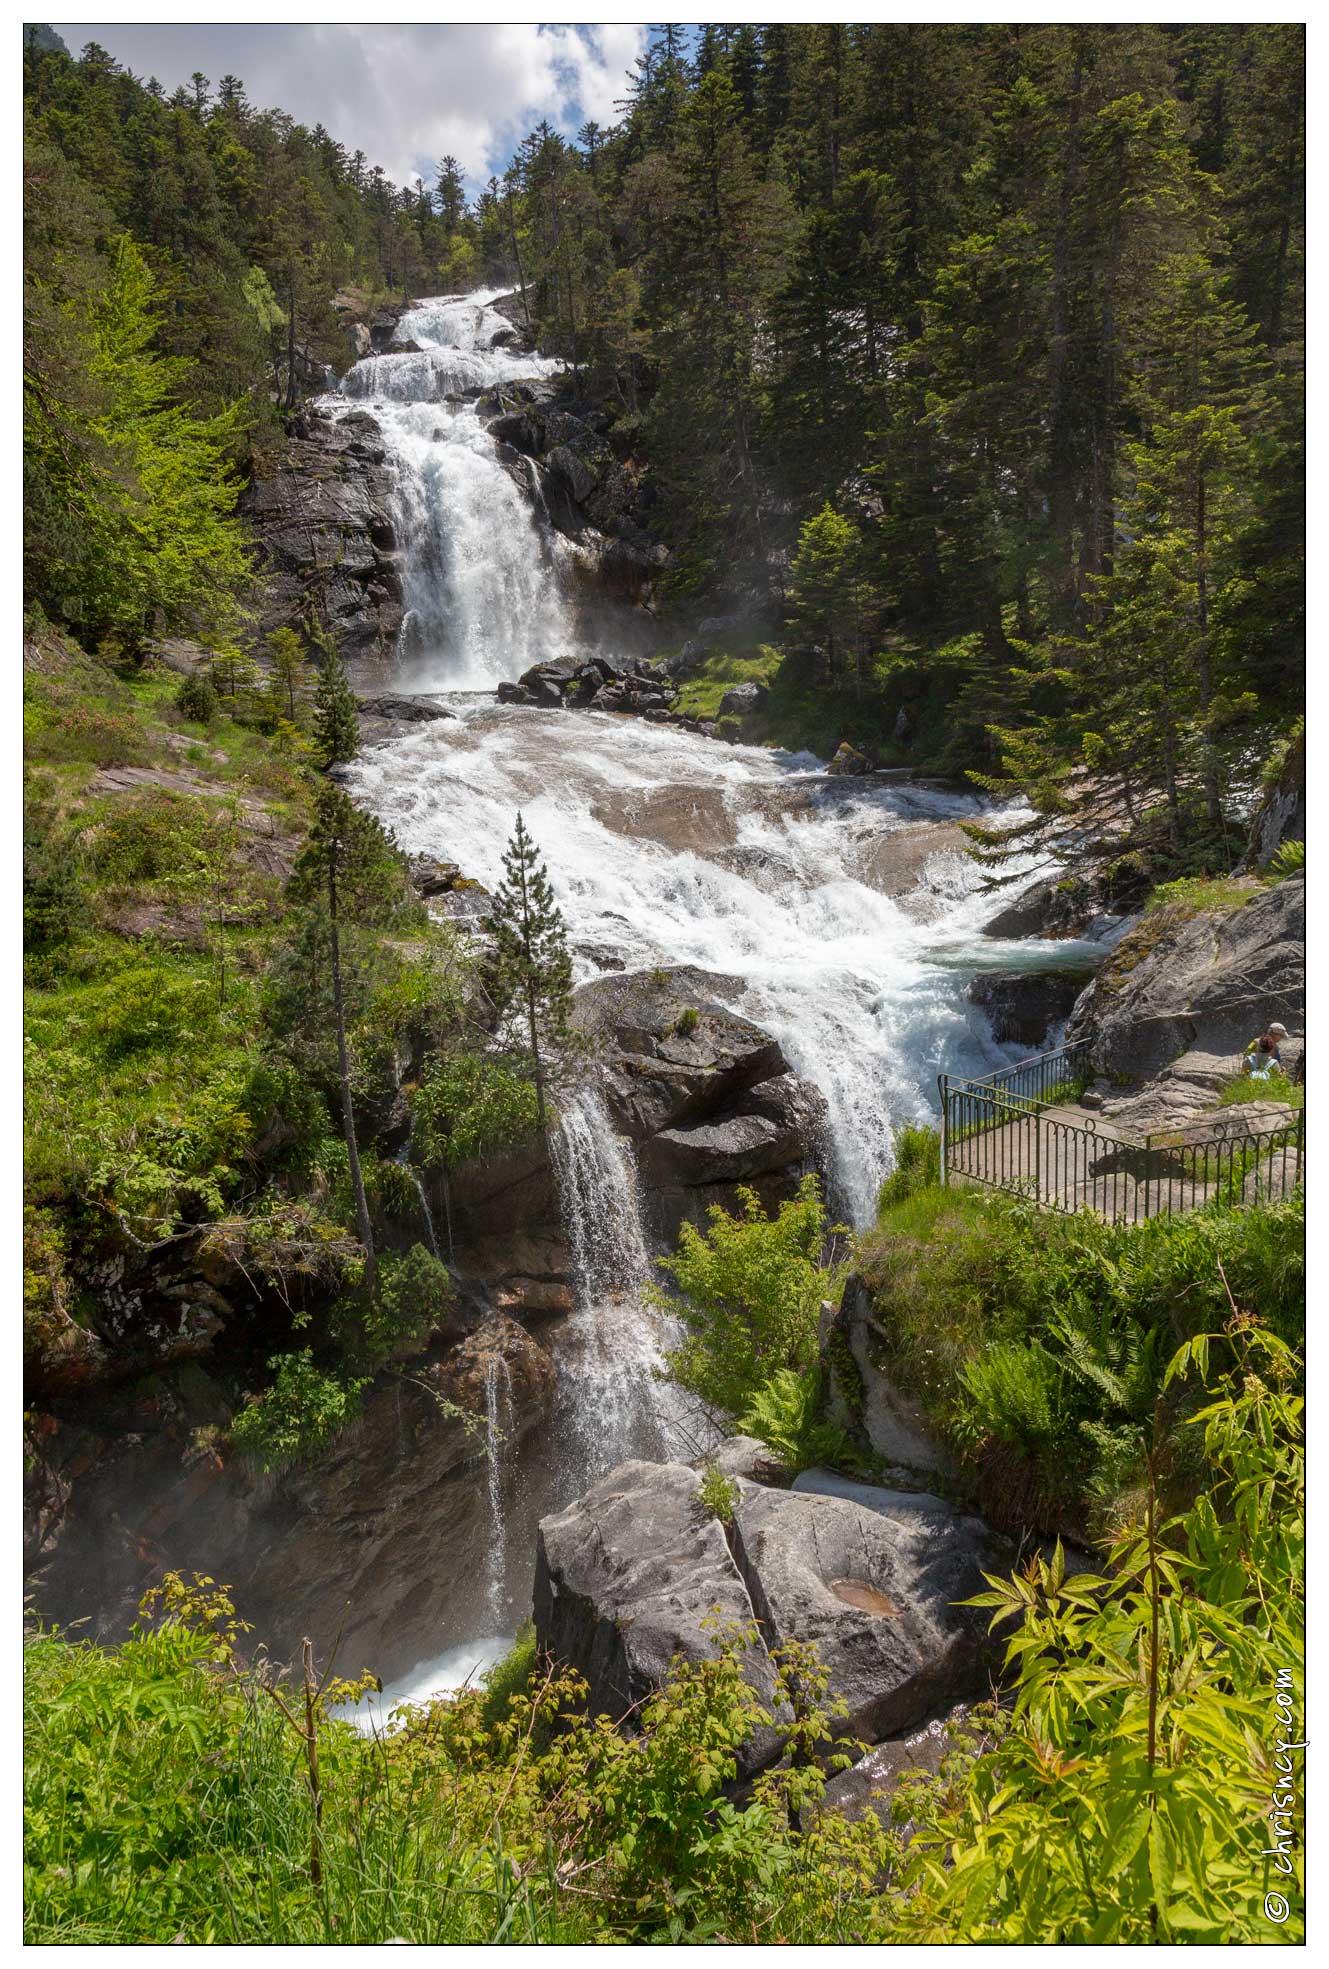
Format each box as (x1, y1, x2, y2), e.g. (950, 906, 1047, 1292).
(551, 1087, 652, 1300)
(483, 1353, 514, 1625)
(324, 290, 576, 689)
(549, 1090, 695, 1475)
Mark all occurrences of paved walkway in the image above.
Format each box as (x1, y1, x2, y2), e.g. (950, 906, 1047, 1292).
(946, 1101, 1302, 1223)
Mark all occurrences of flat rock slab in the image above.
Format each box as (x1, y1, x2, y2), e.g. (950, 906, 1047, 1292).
(730, 1485, 999, 1743)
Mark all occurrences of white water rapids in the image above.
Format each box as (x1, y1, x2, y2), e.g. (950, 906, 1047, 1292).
(328, 292, 1102, 1723)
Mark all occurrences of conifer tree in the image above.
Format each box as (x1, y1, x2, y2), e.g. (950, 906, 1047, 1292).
(313, 643, 359, 769)
(267, 626, 312, 726)
(486, 816, 574, 1134)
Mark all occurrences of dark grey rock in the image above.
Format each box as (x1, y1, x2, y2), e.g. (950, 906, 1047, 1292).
(1068, 877, 1304, 1083)
(534, 1459, 784, 1774)
(966, 967, 1095, 1048)
(719, 681, 768, 718)
(357, 693, 455, 724)
(730, 1484, 1000, 1743)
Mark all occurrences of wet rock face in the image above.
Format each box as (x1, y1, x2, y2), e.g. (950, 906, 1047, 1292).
(1068, 877, 1305, 1084)
(966, 967, 1095, 1048)
(240, 406, 403, 675)
(29, 1317, 558, 1684)
(572, 965, 827, 1238)
(534, 1456, 1002, 1774)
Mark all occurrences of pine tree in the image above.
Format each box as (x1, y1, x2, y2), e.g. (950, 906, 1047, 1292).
(486, 816, 574, 1134)
(313, 644, 359, 769)
(788, 505, 873, 689)
(267, 626, 312, 726)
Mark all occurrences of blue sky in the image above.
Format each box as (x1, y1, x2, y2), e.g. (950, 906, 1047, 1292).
(51, 23, 649, 194)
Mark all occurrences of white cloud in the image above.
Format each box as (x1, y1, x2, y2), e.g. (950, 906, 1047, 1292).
(51, 23, 648, 191)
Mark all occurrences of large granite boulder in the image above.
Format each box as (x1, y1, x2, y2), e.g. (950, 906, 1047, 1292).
(731, 1483, 998, 1743)
(573, 967, 825, 1236)
(534, 1456, 1002, 1773)
(1068, 878, 1305, 1083)
(534, 1459, 784, 1773)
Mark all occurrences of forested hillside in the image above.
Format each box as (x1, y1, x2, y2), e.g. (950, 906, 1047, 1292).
(26, 26, 1303, 823)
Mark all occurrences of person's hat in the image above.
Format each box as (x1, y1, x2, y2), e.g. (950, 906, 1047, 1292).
(1268, 1022, 1289, 1036)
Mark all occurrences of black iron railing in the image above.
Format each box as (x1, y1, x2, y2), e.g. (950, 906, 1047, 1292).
(939, 1045, 1303, 1224)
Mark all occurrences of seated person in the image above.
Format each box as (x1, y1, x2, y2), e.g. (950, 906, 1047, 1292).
(1242, 1022, 1289, 1078)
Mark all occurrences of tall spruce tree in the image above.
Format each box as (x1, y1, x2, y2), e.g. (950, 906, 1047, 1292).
(313, 644, 359, 768)
(486, 816, 574, 1133)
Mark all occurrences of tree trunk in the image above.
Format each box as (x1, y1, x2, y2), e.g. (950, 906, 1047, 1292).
(1195, 466, 1222, 825)
(526, 980, 546, 1133)
(327, 848, 376, 1286)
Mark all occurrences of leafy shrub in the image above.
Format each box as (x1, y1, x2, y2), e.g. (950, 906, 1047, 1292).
(230, 1350, 367, 1472)
(674, 1006, 699, 1036)
(479, 1620, 538, 1728)
(895, 1331, 1304, 1942)
(176, 672, 218, 724)
(738, 1367, 854, 1476)
(357, 1243, 454, 1366)
(952, 1340, 1071, 1462)
(858, 1183, 1304, 1529)
(656, 1175, 844, 1420)
(413, 1053, 539, 1168)
(1268, 836, 1304, 878)
(697, 1464, 739, 1524)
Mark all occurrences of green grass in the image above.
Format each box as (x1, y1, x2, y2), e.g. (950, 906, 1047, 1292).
(1143, 874, 1259, 916)
(667, 633, 917, 763)
(1218, 1071, 1304, 1110)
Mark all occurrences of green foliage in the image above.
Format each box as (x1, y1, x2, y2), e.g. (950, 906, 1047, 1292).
(1218, 1072, 1303, 1110)
(657, 1175, 844, 1421)
(1268, 836, 1304, 878)
(484, 815, 576, 1130)
(175, 671, 218, 724)
(25, 223, 251, 643)
(858, 1182, 1304, 1531)
(413, 1053, 540, 1168)
(877, 1122, 941, 1209)
(738, 1367, 854, 1477)
(674, 1005, 700, 1036)
(896, 1332, 1304, 1941)
(312, 648, 359, 770)
(229, 1349, 367, 1472)
(355, 1243, 454, 1367)
(697, 1464, 740, 1524)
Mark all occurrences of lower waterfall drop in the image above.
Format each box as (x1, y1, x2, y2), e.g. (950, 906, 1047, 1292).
(483, 1353, 514, 1626)
(549, 1089, 697, 1483)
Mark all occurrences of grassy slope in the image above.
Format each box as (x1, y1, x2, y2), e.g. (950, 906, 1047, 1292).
(24, 633, 315, 1235)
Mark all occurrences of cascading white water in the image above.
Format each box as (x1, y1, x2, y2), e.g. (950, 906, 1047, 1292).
(549, 1090, 697, 1475)
(324, 289, 576, 688)
(330, 287, 1107, 1681)
(348, 707, 1099, 1226)
(483, 1354, 514, 1624)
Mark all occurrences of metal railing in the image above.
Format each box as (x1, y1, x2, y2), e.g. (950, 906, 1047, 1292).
(939, 1052, 1303, 1226)
(952, 1036, 1093, 1112)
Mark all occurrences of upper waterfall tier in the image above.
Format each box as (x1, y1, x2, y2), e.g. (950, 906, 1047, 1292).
(325, 289, 576, 688)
